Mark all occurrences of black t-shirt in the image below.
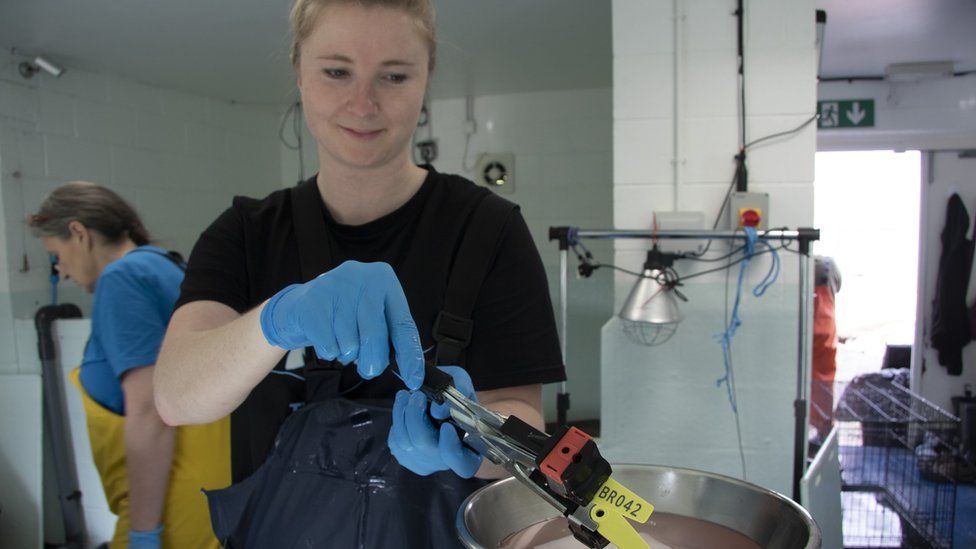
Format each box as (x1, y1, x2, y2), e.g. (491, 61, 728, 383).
(177, 166, 565, 398)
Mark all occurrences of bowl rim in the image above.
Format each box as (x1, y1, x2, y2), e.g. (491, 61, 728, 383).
(455, 463, 822, 549)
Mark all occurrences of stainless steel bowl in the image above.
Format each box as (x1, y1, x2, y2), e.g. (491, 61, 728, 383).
(456, 464, 821, 548)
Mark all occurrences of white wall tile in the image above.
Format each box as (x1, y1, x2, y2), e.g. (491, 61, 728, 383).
(175, 155, 224, 192)
(160, 90, 212, 122)
(107, 77, 162, 114)
(209, 100, 280, 136)
(37, 91, 76, 136)
(683, 50, 739, 118)
(137, 186, 201, 247)
(186, 123, 225, 159)
(540, 152, 613, 188)
(614, 183, 674, 229)
(675, 181, 736, 219)
(0, 374, 43, 549)
(613, 0, 673, 55)
(225, 131, 280, 170)
(682, 116, 739, 183)
(15, 319, 40, 375)
(745, 48, 817, 116)
(682, 0, 737, 52)
(614, 54, 674, 120)
(746, 115, 816, 183)
(110, 146, 170, 189)
(74, 99, 137, 145)
(135, 112, 187, 154)
(0, 80, 39, 123)
(746, 0, 816, 52)
(39, 68, 109, 102)
(614, 118, 674, 184)
(44, 135, 112, 182)
(749, 182, 815, 227)
(1, 127, 45, 178)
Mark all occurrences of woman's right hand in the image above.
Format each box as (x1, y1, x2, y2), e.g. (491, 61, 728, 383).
(259, 260, 425, 389)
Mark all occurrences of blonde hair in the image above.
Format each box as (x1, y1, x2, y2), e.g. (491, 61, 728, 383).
(289, 0, 437, 72)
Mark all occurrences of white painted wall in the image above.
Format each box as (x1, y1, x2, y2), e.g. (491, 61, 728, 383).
(280, 88, 615, 422)
(0, 56, 284, 545)
(608, 0, 817, 497)
(916, 151, 976, 414)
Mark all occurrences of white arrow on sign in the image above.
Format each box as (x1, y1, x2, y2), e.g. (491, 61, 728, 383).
(846, 102, 866, 125)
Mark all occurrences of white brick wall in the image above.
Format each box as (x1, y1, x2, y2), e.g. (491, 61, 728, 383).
(609, 0, 816, 497)
(0, 63, 285, 318)
(0, 60, 285, 546)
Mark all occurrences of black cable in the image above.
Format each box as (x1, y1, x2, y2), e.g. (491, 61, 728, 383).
(735, 0, 746, 150)
(278, 102, 300, 150)
(678, 242, 789, 282)
(681, 244, 746, 263)
(745, 113, 819, 149)
(295, 102, 305, 181)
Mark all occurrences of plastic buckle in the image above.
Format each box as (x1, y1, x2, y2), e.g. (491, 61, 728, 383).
(433, 311, 473, 344)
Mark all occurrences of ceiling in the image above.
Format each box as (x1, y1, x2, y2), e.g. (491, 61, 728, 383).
(0, 0, 611, 106)
(817, 0, 976, 78)
(0, 0, 973, 107)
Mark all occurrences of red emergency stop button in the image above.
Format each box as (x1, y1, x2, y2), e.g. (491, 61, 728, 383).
(739, 208, 761, 228)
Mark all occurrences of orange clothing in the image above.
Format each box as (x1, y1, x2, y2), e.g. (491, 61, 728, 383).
(812, 284, 837, 381)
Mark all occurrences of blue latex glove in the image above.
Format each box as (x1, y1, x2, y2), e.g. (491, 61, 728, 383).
(129, 526, 162, 549)
(260, 260, 425, 389)
(388, 366, 483, 478)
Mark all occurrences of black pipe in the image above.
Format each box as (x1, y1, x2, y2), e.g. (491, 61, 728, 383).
(36, 304, 87, 548)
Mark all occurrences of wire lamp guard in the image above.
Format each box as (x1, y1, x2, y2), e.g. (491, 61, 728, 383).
(548, 226, 820, 503)
(618, 245, 685, 346)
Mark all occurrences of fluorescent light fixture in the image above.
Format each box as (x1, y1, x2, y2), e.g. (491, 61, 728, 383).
(885, 61, 953, 82)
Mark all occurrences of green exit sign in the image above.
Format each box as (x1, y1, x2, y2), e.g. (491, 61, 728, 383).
(817, 99, 875, 128)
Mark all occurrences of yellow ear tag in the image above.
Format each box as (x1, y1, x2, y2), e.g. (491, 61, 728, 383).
(589, 476, 655, 549)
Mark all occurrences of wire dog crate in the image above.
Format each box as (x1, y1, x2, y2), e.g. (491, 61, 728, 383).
(821, 374, 960, 548)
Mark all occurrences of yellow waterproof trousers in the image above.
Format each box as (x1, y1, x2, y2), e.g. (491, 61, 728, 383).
(70, 368, 230, 548)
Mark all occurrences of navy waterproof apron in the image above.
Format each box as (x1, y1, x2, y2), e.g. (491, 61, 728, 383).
(203, 179, 516, 548)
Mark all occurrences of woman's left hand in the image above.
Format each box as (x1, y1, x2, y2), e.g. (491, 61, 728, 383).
(388, 366, 483, 478)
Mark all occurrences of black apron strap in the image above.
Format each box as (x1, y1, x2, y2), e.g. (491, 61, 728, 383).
(434, 193, 517, 366)
(288, 179, 355, 396)
(290, 179, 335, 282)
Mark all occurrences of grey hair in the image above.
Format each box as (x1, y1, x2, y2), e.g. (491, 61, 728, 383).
(28, 181, 151, 246)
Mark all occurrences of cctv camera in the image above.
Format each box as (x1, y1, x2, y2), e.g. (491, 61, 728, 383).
(18, 55, 66, 79)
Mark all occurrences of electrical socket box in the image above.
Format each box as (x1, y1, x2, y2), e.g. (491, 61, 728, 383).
(729, 192, 769, 230)
(475, 153, 515, 195)
(654, 211, 706, 254)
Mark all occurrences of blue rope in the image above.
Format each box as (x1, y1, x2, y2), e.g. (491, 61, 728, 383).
(49, 254, 59, 305)
(715, 228, 781, 411)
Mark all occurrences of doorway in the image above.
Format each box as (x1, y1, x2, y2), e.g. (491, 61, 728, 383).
(813, 150, 922, 381)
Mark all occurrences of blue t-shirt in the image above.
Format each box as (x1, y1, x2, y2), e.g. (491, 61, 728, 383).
(80, 246, 184, 415)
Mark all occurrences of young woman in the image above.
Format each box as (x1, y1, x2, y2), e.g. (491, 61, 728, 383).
(30, 182, 229, 549)
(154, 0, 565, 546)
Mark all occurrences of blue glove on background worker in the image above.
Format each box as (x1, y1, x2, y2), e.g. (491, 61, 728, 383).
(129, 526, 162, 549)
(260, 260, 426, 390)
(389, 366, 483, 478)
